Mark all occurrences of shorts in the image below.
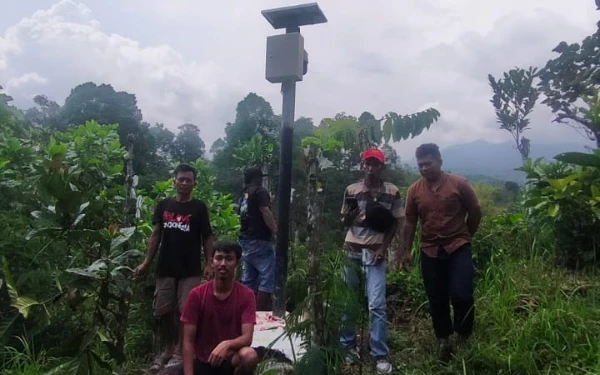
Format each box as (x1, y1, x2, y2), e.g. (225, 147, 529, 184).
(239, 238, 275, 293)
(161, 360, 234, 375)
(152, 276, 204, 316)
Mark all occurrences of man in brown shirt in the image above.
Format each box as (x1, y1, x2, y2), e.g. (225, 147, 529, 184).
(403, 143, 482, 363)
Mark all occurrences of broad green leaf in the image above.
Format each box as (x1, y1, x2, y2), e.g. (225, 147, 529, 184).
(72, 214, 86, 227)
(591, 184, 600, 199)
(66, 259, 106, 280)
(11, 295, 42, 319)
(554, 151, 600, 168)
(547, 203, 560, 217)
(110, 249, 143, 264)
(110, 227, 136, 250)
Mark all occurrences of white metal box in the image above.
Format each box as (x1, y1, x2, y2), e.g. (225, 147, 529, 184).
(265, 32, 304, 83)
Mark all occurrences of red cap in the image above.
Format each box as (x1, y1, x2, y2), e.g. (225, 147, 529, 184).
(361, 147, 385, 163)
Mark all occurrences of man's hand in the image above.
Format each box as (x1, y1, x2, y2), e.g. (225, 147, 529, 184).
(399, 251, 414, 272)
(342, 207, 360, 226)
(208, 340, 233, 367)
(134, 261, 150, 276)
(372, 246, 386, 266)
(203, 264, 214, 280)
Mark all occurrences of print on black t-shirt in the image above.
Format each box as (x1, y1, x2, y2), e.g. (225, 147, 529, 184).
(153, 198, 213, 278)
(238, 185, 272, 241)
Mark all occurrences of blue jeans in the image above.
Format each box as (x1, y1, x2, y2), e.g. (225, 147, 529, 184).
(239, 238, 275, 293)
(340, 249, 389, 359)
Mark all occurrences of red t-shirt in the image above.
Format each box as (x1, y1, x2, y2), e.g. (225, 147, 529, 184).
(180, 280, 256, 362)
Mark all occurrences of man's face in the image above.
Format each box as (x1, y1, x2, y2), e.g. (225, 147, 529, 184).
(174, 171, 196, 195)
(212, 251, 238, 279)
(363, 158, 384, 179)
(417, 154, 442, 180)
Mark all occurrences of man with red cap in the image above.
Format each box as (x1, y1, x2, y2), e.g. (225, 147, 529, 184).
(339, 147, 404, 374)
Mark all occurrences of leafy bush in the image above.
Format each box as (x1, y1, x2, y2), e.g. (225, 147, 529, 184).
(520, 152, 600, 268)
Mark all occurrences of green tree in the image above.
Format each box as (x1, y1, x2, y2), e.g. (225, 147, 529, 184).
(537, 26, 600, 147)
(488, 66, 540, 162)
(171, 123, 205, 163)
(24, 94, 62, 130)
(59, 82, 154, 175)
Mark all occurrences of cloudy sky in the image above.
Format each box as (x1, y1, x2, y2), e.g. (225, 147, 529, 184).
(0, 0, 597, 158)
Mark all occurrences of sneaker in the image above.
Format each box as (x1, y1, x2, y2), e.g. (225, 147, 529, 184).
(376, 359, 393, 374)
(164, 353, 182, 368)
(438, 337, 453, 363)
(344, 348, 360, 365)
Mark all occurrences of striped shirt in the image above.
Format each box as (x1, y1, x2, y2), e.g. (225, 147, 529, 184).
(341, 180, 404, 252)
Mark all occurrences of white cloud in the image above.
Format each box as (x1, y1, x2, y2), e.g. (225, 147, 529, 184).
(0, 0, 597, 157)
(6, 72, 47, 88)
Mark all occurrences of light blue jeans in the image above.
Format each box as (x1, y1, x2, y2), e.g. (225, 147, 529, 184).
(340, 249, 389, 359)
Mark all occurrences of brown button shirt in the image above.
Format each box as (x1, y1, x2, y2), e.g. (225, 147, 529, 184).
(405, 172, 481, 258)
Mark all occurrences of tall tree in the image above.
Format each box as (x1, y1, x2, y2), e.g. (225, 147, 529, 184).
(537, 26, 600, 147)
(171, 123, 205, 163)
(59, 82, 151, 173)
(488, 66, 540, 162)
(24, 94, 62, 130)
(224, 92, 278, 146)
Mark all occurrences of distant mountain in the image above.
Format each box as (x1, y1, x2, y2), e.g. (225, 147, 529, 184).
(412, 140, 594, 183)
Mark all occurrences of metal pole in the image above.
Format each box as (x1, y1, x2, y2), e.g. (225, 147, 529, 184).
(273, 76, 297, 317)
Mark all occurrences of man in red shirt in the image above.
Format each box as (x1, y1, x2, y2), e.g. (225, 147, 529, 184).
(162, 241, 259, 375)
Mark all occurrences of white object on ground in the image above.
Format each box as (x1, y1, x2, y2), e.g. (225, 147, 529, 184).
(252, 311, 306, 362)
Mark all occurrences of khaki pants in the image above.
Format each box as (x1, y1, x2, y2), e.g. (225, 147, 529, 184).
(152, 276, 203, 316)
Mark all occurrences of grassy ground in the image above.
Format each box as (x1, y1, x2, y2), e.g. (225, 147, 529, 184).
(3, 248, 599, 375)
(370, 255, 600, 375)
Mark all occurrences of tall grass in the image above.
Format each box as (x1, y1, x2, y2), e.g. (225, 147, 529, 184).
(1, 336, 53, 375)
(384, 218, 600, 375)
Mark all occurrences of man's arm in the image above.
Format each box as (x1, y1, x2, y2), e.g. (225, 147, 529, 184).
(182, 323, 197, 375)
(460, 179, 482, 236)
(135, 224, 161, 275)
(180, 290, 201, 375)
(227, 323, 254, 350)
(259, 207, 278, 235)
(256, 189, 277, 235)
(208, 291, 256, 366)
(403, 187, 418, 255)
(199, 202, 215, 278)
(203, 235, 214, 263)
(340, 188, 359, 227)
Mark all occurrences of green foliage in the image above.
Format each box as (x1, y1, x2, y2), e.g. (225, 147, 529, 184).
(537, 30, 600, 146)
(488, 66, 539, 160)
(381, 108, 441, 143)
(519, 156, 600, 268)
(232, 134, 274, 170)
(171, 123, 205, 163)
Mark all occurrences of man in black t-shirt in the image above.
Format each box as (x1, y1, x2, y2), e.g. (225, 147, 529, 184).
(135, 163, 214, 373)
(238, 167, 277, 311)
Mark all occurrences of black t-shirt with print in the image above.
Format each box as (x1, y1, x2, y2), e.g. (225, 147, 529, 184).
(153, 198, 213, 278)
(238, 185, 272, 241)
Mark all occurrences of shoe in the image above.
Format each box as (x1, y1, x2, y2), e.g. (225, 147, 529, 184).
(376, 359, 393, 374)
(344, 348, 360, 365)
(438, 337, 453, 364)
(164, 353, 182, 368)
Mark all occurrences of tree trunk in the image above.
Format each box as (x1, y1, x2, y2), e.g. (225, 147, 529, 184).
(305, 146, 323, 347)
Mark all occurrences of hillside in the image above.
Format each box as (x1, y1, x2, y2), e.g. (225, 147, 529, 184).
(423, 140, 595, 182)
